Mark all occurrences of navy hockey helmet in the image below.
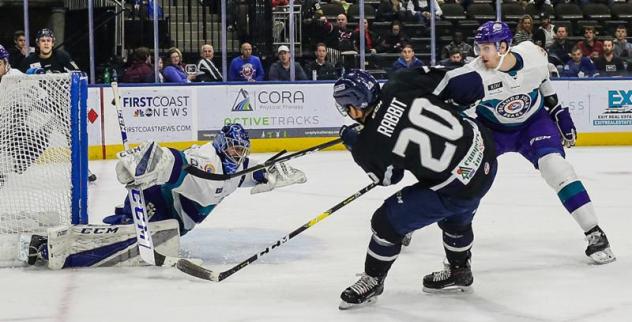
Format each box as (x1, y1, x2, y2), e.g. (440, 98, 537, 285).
(333, 69, 380, 115)
(213, 123, 251, 174)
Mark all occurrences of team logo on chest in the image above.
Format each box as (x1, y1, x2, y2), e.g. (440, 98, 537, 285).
(496, 94, 532, 119)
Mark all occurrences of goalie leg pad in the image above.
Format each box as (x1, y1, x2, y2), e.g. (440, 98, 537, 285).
(43, 219, 180, 269)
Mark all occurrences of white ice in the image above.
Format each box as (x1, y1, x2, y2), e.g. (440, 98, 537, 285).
(1, 147, 631, 322)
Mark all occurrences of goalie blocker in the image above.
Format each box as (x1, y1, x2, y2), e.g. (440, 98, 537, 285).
(21, 124, 307, 268)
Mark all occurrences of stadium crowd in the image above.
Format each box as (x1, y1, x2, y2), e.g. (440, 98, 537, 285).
(3, 0, 632, 82)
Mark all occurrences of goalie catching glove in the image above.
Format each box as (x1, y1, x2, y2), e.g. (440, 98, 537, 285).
(250, 162, 307, 194)
(115, 141, 174, 188)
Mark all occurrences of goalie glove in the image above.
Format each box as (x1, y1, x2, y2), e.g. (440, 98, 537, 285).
(549, 105, 577, 148)
(115, 141, 174, 188)
(250, 162, 307, 194)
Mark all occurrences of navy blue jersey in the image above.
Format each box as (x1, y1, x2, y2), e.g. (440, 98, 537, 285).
(351, 68, 496, 198)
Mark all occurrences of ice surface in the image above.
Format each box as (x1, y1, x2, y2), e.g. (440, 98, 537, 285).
(1, 147, 631, 322)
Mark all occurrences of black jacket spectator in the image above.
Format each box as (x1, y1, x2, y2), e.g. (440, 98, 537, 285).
(7, 31, 27, 68)
(548, 26, 573, 64)
(377, 22, 410, 53)
(305, 60, 338, 80)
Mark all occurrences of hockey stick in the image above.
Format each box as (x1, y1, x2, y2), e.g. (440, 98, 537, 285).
(110, 70, 160, 266)
(184, 137, 343, 181)
(176, 182, 378, 282)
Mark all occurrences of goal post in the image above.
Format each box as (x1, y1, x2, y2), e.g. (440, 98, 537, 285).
(0, 71, 89, 265)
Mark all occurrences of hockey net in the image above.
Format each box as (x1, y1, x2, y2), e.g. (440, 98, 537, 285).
(0, 72, 88, 266)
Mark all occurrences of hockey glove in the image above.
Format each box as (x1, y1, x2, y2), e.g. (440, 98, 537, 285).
(115, 141, 174, 188)
(339, 123, 363, 151)
(549, 105, 577, 148)
(250, 162, 307, 194)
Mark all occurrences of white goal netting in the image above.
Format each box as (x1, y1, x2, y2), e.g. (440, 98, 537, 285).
(0, 73, 88, 265)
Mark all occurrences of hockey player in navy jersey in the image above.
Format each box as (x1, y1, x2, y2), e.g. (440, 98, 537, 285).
(333, 69, 498, 309)
(433, 21, 615, 264)
(22, 124, 307, 268)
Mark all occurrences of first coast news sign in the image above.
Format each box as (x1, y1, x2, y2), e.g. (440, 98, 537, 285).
(87, 80, 632, 148)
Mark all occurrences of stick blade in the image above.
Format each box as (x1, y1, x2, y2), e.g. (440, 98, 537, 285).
(176, 259, 220, 282)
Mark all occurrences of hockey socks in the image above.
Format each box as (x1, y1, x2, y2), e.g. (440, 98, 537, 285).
(365, 233, 401, 278)
(538, 154, 598, 231)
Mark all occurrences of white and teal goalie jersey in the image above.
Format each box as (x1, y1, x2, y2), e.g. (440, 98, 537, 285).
(434, 41, 556, 131)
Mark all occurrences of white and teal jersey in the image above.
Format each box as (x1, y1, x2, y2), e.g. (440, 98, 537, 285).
(434, 41, 556, 131)
(139, 142, 260, 235)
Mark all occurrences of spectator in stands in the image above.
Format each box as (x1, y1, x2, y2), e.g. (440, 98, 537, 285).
(439, 48, 465, 69)
(441, 31, 473, 59)
(376, 0, 407, 22)
(335, 14, 354, 51)
(354, 19, 378, 54)
(513, 15, 534, 45)
(548, 25, 573, 65)
(8, 31, 28, 69)
(162, 47, 193, 83)
(577, 26, 603, 61)
(305, 43, 338, 80)
(229, 42, 265, 82)
(532, 12, 555, 49)
(562, 46, 597, 78)
(613, 25, 632, 58)
(269, 45, 308, 81)
(20, 28, 80, 73)
(594, 39, 626, 77)
(406, 0, 443, 24)
(121, 47, 154, 83)
(377, 21, 410, 53)
(391, 44, 424, 74)
(196, 44, 222, 82)
(315, 14, 354, 52)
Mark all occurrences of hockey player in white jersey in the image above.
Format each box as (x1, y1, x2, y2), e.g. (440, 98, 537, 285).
(21, 123, 307, 268)
(433, 21, 614, 264)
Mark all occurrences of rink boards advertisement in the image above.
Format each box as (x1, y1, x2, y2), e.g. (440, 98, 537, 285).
(86, 79, 632, 159)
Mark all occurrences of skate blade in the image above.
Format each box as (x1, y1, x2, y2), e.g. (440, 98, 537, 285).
(338, 297, 378, 310)
(422, 285, 473, 294)
(589, 248, 616, 264)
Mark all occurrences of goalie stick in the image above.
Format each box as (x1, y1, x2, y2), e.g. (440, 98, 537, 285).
(110, 70, 160, 266)
(184, 137, 343, 181)
(175, 182, 378, 282)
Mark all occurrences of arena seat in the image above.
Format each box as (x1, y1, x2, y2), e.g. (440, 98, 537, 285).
(582, 3, 611, 20)
(466, 3, 496, 21)
(440, 3, 467, 21)
(611, 3, 632, 19)
(501, 2, 526, 21)
(555, 3, 583, 20)
(321, 3, 345, 20)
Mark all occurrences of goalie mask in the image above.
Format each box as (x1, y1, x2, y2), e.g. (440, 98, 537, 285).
(213, 123, 251, 174)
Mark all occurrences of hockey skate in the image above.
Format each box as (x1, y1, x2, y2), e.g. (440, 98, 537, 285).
(339, 273, 385, 310)
(585, 226, 616, 264)
(423, 259, 473, 293)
